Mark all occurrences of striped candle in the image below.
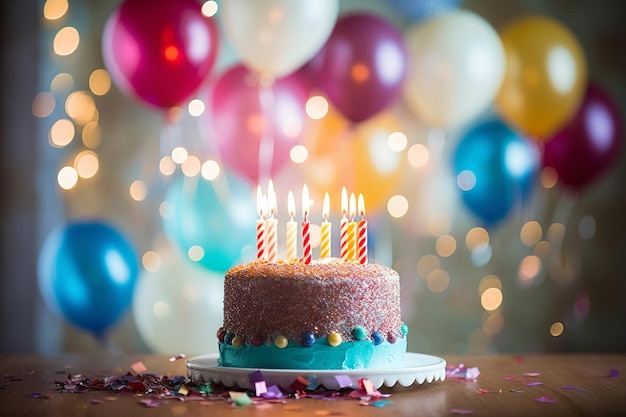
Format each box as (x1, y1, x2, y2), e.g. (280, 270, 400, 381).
(357, 193, 367, 264)
(265, 180, 278, 262)
(286, 190, 298, 262)
(340, 187, 349, 261)
(301, 185, 311, 265)
(256, 185, 266, 260)
(320, 192, 331, 259)
(347, 193, 357, 262)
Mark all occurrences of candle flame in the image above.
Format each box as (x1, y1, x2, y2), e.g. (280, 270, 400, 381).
(302, 184, 310, 219)
(268, 179, 277, 217)
(358, 193, 365, 218)
(323, 192, 330, 220)
(288, 190, 296, 218)
(349, 193, 356, 220)
(257, 185, 265, 218)
(341, 187, 348, 217)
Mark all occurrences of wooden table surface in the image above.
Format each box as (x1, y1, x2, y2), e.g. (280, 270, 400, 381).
(1, 353, 624, 416)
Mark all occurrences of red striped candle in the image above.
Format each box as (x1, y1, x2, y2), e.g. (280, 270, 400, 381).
(301, 185, 311, 265)
(256, 185, 266, 260)
(347, 192, 357, 262)
(357, 193, 367, 264)
(340, 187, 349, 261)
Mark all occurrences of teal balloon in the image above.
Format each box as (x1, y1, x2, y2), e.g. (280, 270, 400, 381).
(453, 119, 539, 226)
(37, 221, 138, 335)
(163, 175, 256, 272)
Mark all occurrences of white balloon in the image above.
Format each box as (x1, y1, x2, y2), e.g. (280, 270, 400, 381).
(221, 0, 339, 78)
(403, 10, 505, 129)
(133, 251, 223, 355)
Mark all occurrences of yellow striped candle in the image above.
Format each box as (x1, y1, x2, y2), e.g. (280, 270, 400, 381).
(320, 192, 331, 259)
(286, 190, 297, 262)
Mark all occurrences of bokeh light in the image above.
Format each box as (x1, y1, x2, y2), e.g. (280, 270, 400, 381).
(182, 155, 201, 177)
(550, 322, 564, 337)
(130, 180, 148, 201)
(49, 118, 75, 147)
(201, 0, 218, 17)
(465, 227, 489, 251)
(435, 234, 457, 257)
(51, 72, 73, 92)
(417, 254, 440, 279)
(426, 269, 450, 293)
(142, 251, 162, 273)
(388, 131, 407, 152)
(160, 156, 177, 176)
(481, 287, 503, 311)
(43, 0, 69, 20)
(188, 99, 205, 117)
(387, 195, 408, 218)
(520, 221, 542, 247)
(407, 143, 429, 168)
(57, 166, 78, 190)
(66, 91, 97, 125)
(540, 166, 558, 189)
(306, 96, 329, 120)
(32, 92, 55, 118)
(518, 255, 542, 282)
(53, 26, 80, 56)
(188, 245, 205, 262)
(290, 145, 308, 163)
(89, 69, 111, 96)
(74, 150, 99, 179)
(171, 147, 188, 164)
(82, 121, 102, 149)
(201, 160, 220, 181)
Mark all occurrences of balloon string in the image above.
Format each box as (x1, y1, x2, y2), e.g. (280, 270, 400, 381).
(258, 78, 276, 185)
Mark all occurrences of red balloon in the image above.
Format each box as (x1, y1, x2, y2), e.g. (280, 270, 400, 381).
(208, 65, 310, 183)
(307, 13, 407, 123)
(542, 82, 623, 189)
(102, 0, 219, 109)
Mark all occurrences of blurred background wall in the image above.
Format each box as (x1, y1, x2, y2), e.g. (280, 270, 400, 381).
(1, 0, 625, 355)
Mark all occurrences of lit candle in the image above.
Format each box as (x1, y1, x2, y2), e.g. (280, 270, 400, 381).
(320, 192, 331, 259)
(256, 185, 266, 261)
(265, 180, 278, 262)
(357, 193, 367, 264)
(301, 184, 311, 265)
(286, 190, 298, 263)
(340, 187, 349, 261)
(347, 192, 357, 262)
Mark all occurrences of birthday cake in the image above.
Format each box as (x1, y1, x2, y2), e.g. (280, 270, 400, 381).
(217, 259, 407, 370)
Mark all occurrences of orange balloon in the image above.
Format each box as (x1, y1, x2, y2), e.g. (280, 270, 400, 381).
(495, 16, 587, 140)
(301, 108, 407, 213)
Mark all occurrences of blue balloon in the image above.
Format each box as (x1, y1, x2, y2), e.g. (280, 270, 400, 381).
(163, 174, 256, 272)
(386, 0, 462, 22)
(37, 221, 138, 335)
(452, 120, 539, 226)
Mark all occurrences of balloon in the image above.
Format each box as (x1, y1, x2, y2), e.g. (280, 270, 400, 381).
(495, 15, 587, 140)
(221, 0, 339, 78)
(208, 65, 310, 183)
(102, 0, 219, 109)
(162, 174, 256, 272)
(301, 108, 407, 213)
(307, 13, 408, 123)
(453, 120, 540, 226)
(542, 82, 623, 189)
(133, 250, 223, 355)
(403, 10, 505, 129)
(386, 0, 462, 22)
(37, 221, 138, 335)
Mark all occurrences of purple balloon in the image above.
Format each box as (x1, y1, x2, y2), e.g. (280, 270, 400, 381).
(102, 0, 219, 109)
(543, 82, 623, 189)
(308, 13, 408, 123)
(208, 65, 310, 183)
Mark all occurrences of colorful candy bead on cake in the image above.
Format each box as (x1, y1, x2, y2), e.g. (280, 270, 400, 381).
(302, 331, 315, 347)
(224, 332, 235, 345)
(353, 326, 368, 341)
(372, 331, 384, 345)
(249, 334, 264, 347)
(387, 332, 397, 344)
(274, 335, 288, 349)
(327, 332, 342, 347)
(232, 335, 243, 348)
(400, 323, 409, 336)
(217, 328, 226, 343)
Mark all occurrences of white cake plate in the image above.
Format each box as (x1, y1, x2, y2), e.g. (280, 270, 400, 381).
(186, 352, 446, 390)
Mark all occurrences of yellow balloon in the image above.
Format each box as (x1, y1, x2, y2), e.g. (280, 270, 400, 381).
(301, 108, 406, 213)
(495, 16, 587, 140)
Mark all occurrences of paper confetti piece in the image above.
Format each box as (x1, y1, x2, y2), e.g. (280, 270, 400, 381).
(25, 392, 52, 399)
(359, 378, 376, 395)
(371, 400, 393, 407)
(254, 381, 267, 397)
(524, 372, 540, 377)
(450, 408, 475, 415)
(562, 385, 587, 392)
(262, 385, 288, 399)
(477, 388, 502, 394)
(466, 367, 480, 380)
(229, 391, 253, 407)
(130, 361, 147, 374)
(177, 384, 189, 396)
(535, 396, 557, 403)
(335, 374, 352, 388)
(168, 353, 186, 362)
(609, 369, 619, 378)
(289, 376, 310, 392)
(525, 381, 543, 386)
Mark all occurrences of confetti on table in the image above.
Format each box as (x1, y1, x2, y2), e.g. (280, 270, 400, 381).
(25, 392, 52, 399)
(130, 361, 147, 374)
(335, 374, 352, 388)
(229, 391, 253, 407)
(450, 408, 475, 415)
(289, 376, 310, 392)
(477, 388, 502, 394)
(609, 369, 619, 378)
(168, 354, 186, 362)
(524, 372, 540, 377)
(370, 400, 393, 407)
(535, 396, 557, 403)
(466, 367, 480, 380)
(525, 381, 543, 386)
(562, 385, 587, 392)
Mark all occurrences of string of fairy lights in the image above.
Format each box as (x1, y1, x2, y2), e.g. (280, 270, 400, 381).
(31, 0, 599, 353)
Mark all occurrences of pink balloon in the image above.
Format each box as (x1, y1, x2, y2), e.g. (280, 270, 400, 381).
(542, 82, 623, 189)
(208, 65, 310, 183)
(102, 0, 219, 109)
(307, 13, 407, 123)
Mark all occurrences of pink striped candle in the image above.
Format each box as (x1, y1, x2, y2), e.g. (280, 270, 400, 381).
(347, 192, 357, 262)
(340, 187, 349, 261)
(357, 193, 367, 264)
(256, 185, 266, 260)
(301, 185, 311, 265)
